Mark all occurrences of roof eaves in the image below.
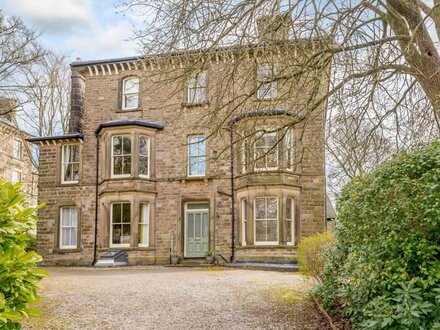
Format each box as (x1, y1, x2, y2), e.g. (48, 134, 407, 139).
(26, 133, 84, 143)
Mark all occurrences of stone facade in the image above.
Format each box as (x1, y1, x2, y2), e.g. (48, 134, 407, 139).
(0, 98, 38, 207)
(31, 38, 329, 266)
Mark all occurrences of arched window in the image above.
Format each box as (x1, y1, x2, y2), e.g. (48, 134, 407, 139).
(122, 77, 140, 109)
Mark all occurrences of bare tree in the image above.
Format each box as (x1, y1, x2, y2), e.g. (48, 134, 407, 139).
(17, 51, 71, 136)
(118, 0, 440, 194)
(0, 11, 44, 98)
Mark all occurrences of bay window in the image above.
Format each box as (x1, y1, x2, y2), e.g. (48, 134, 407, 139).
(111, 203, 131, 247)
(112, 136, 132, 177)
(60, 207, 78, 249)
(241, 198, 248, 246)
(254, 197, 278, 244)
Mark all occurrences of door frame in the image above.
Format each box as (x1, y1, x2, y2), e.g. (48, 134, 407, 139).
(183, 202, 209, 258)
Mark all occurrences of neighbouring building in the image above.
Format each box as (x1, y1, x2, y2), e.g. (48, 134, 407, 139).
(29, 15, 330, 266)
(0, 98, 38, 207)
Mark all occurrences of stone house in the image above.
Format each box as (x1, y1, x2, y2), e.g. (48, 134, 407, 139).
(0, 98, 38, 206)
(29, 18, 330, 266)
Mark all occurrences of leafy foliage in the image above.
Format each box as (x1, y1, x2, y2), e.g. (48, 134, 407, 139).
(0, 180, 47, 329)
(316, 142, 440, 329)
(297, 231, 335, 281)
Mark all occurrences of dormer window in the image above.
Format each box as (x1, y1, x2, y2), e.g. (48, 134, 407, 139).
(187, 71, 207, 104)
(257, 64, 277, 99)
(122, 77, 140, 109)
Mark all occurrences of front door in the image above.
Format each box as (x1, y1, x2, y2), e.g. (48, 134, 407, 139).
(185, 203, 209, 258)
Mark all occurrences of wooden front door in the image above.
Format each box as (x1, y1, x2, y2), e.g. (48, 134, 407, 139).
(185, 203, 209, 258)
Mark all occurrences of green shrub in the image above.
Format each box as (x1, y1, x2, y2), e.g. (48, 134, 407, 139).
(0, 180, 47, 329)
(315, 142, 440, 329)
(297, 231, 335, 281)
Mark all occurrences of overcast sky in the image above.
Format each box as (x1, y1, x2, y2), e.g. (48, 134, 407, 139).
(1, 0, 139, 62)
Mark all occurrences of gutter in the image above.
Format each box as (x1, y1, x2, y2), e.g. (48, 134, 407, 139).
(229, 128, 236, 263)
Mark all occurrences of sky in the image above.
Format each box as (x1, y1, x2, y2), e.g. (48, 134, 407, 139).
(1, 0, 140, 62)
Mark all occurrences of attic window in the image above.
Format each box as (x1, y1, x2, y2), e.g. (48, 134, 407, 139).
(122, 77, 140, 109)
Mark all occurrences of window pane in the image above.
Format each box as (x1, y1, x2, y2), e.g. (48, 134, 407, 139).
(113, 137, 122, 155)
(267, 220, 278, 241)
(286, 198, 293, 220)
(187, 214, 194, 238)
(124, 78, 139, 93)
(187, 203, 209, 210)
(139, 224, 148, 245)
(139, 136, 149, 155)
(267, 150, 278, 168)
(255, 198, 266, 219)
(139, 156, 149, 176)
(112, 204, 121, 223)
(71, 208, 78, 226)
(122, 203, 131, 223)
(122, 224, 131, 243)
(267, 198, 278, 219)
(63, 145, 71, 163)
(62, 228, 70, 246)
(112, 225, 121, 244)
(122, 137, 131, 154)
(64, 164, 73, 182)
(125, 95, 139, 109)
(123, 156, 131, 174)
(72, 163, 80, 181)
(113, 157, 122, 175)
(286, 220, 292, 243)
(61, 208, 70, 226)
(141, 203, 149, 224)
(71, 228, 77, 246)
(195, 213, 201, 237)
(72, 145, 80, 162)
(255, 221, 267, 242)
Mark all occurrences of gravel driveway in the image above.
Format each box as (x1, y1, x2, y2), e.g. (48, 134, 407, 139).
(23, 267, 330, 330)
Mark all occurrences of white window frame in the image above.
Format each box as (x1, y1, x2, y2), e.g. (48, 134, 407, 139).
(187, 71, 207, 104)
(11, 170, 21, 184)
(139, 203, 149, 247)
(254, 197, 279, 245)
(256, 64, 277, 100)
(12, 139, 22, 160)
(138, 135, 150, 178)
(61, 144, 80, 184)
(187, 135, 206, 177)
(59, 207, 78, 249)
(241, 198, 248, 246)
(111, 135, 132, 178)
(122, 77, 140, 110)
(286, 197, 295, 245)
(254, 131, 279, 171)
(110, 202, 131, 248)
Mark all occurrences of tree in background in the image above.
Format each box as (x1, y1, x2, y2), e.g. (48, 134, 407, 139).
(119, 0, 440, 195)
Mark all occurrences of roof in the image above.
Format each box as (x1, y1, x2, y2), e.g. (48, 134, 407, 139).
(27, 133, 84, 143)
(326, 195, 336, 219)
(95, 119, 164, 135)
(228, 109, 305, 126)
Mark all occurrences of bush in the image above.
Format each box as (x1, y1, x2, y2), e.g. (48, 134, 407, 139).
(0, 180, 47, 329)
(297, 231, 335, 281)
(315, 142, 440, 329)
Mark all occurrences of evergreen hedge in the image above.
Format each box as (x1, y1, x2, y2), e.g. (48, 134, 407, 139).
(0, 181, 47, 329)
(316, 142, 440, 329)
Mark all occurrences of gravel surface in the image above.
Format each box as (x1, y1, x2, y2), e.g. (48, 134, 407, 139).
(23, 267, 330, 330)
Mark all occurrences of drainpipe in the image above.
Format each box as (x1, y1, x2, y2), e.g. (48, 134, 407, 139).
(229, 128, 236, 263)
(92, 133, 100, 266)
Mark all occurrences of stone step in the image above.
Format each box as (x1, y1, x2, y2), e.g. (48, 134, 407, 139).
(94, 250, 129, 267)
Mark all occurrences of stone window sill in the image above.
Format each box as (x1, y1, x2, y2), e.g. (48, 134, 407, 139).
(181, 101, 210, 108)
(99, 247, 155, 252)
(116, 107, 143, 113)
(181, 176, 210, 184)
(53, 248, 82, 254)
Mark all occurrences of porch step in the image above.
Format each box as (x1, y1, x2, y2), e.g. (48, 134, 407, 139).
(94, 250, 128, 267)
(224, 261, 298, 272)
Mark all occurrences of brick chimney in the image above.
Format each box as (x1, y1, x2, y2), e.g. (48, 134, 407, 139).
(69, 69, 85, 133)
(0, 98, 17, 124)
(256, 13, 293, 43)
